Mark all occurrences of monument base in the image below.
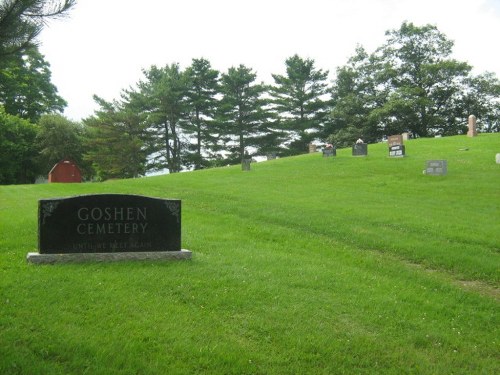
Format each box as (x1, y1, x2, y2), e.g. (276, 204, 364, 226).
(27, 249, 192, 264)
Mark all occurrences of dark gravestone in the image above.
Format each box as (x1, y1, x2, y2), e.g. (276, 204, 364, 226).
(352, 143, 368, 156)
(322, 148, 336, 157)
(242, 159, 251, 171)
(266, 153, 277, 160)
(425, 160, 447, 175)
(38, 194, 181, 254)
(389, 144, 405, 157)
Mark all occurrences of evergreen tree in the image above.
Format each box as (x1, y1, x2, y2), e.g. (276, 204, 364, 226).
(270, 54, 330, 154)
(0, 0, 75, 59)
(217, 65, 270, 163)
(83, 95, 148, 180)
(184, 58, 220, 169)
(138, 64, 189, 173)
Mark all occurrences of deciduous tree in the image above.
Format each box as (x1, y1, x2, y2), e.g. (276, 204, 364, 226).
(0, 105, 39, 184)
(35, 113, 85, 175)
(0, 44, 66, 122)
(329, 22, 499, 142)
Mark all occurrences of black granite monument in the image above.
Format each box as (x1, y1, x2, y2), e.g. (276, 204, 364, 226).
(38, 194, 181, 254)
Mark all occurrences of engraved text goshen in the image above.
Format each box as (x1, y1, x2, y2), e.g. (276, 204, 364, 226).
(76, 207, 148, 235)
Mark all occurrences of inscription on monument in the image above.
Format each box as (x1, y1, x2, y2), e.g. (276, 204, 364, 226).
(387, 135, 404, 147)
(38, 194, 181, 254)
(389, 145, 405, 157)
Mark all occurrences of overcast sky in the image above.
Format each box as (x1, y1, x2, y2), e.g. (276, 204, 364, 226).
(38, 0, 500, 121)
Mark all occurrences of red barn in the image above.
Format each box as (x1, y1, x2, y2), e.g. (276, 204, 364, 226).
(48, 160, 82, 183)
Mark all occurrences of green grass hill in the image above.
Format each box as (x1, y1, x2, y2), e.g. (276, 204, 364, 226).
(1, 134, 499, 374)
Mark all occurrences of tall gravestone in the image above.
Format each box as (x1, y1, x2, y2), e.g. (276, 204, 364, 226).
(28, 194, 191, 263)
(309, 143, 317, 153)
(467, 115, 477, 137)
(387, 134, 405, 157)
(242, 159, 251, 171)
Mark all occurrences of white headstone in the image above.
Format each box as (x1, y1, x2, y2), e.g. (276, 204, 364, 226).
(496, 153, 500, 164)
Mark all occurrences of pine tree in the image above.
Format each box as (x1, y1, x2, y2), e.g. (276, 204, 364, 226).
(184, 58, 220, 169)
(138, 64, 190, 173)
(83, 95, 148, 180)
(0, 0, 75, 59)
(217, 65, 270, 163)
(270, 54, 330, 154)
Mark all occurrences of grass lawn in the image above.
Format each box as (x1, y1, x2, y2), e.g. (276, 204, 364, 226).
(1, 134, 499, 374)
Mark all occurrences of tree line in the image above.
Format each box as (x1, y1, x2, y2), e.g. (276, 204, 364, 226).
(1, 3, 499, 184)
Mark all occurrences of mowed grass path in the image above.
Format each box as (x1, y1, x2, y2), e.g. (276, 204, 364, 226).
(1, 135, 499, 374)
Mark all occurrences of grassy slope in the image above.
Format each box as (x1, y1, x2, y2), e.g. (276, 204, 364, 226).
(0, 134, 499, 374)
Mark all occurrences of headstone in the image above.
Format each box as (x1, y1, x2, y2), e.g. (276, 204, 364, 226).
(352, 143, 367, 156)
(308, 143, 317, 153)
(402, 132, 410, 141)
(425, 160, 447, 175)
(37, 194, 182, 254)
(266, 153, 277, 160)
(387, 135, 404, 147)
(389, 145, 405, 157)
(242, 159, 251, 171)
(496, 153, 500, 164)
(322, 147, 336, 157)
(467, 114, 477, 137)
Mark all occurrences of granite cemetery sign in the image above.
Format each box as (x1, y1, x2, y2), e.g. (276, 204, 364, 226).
(28, 194, 191, 263)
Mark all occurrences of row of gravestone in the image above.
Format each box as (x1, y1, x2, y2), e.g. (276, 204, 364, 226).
(310, 134, 406, 158)
(318, 136, 449, 176)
